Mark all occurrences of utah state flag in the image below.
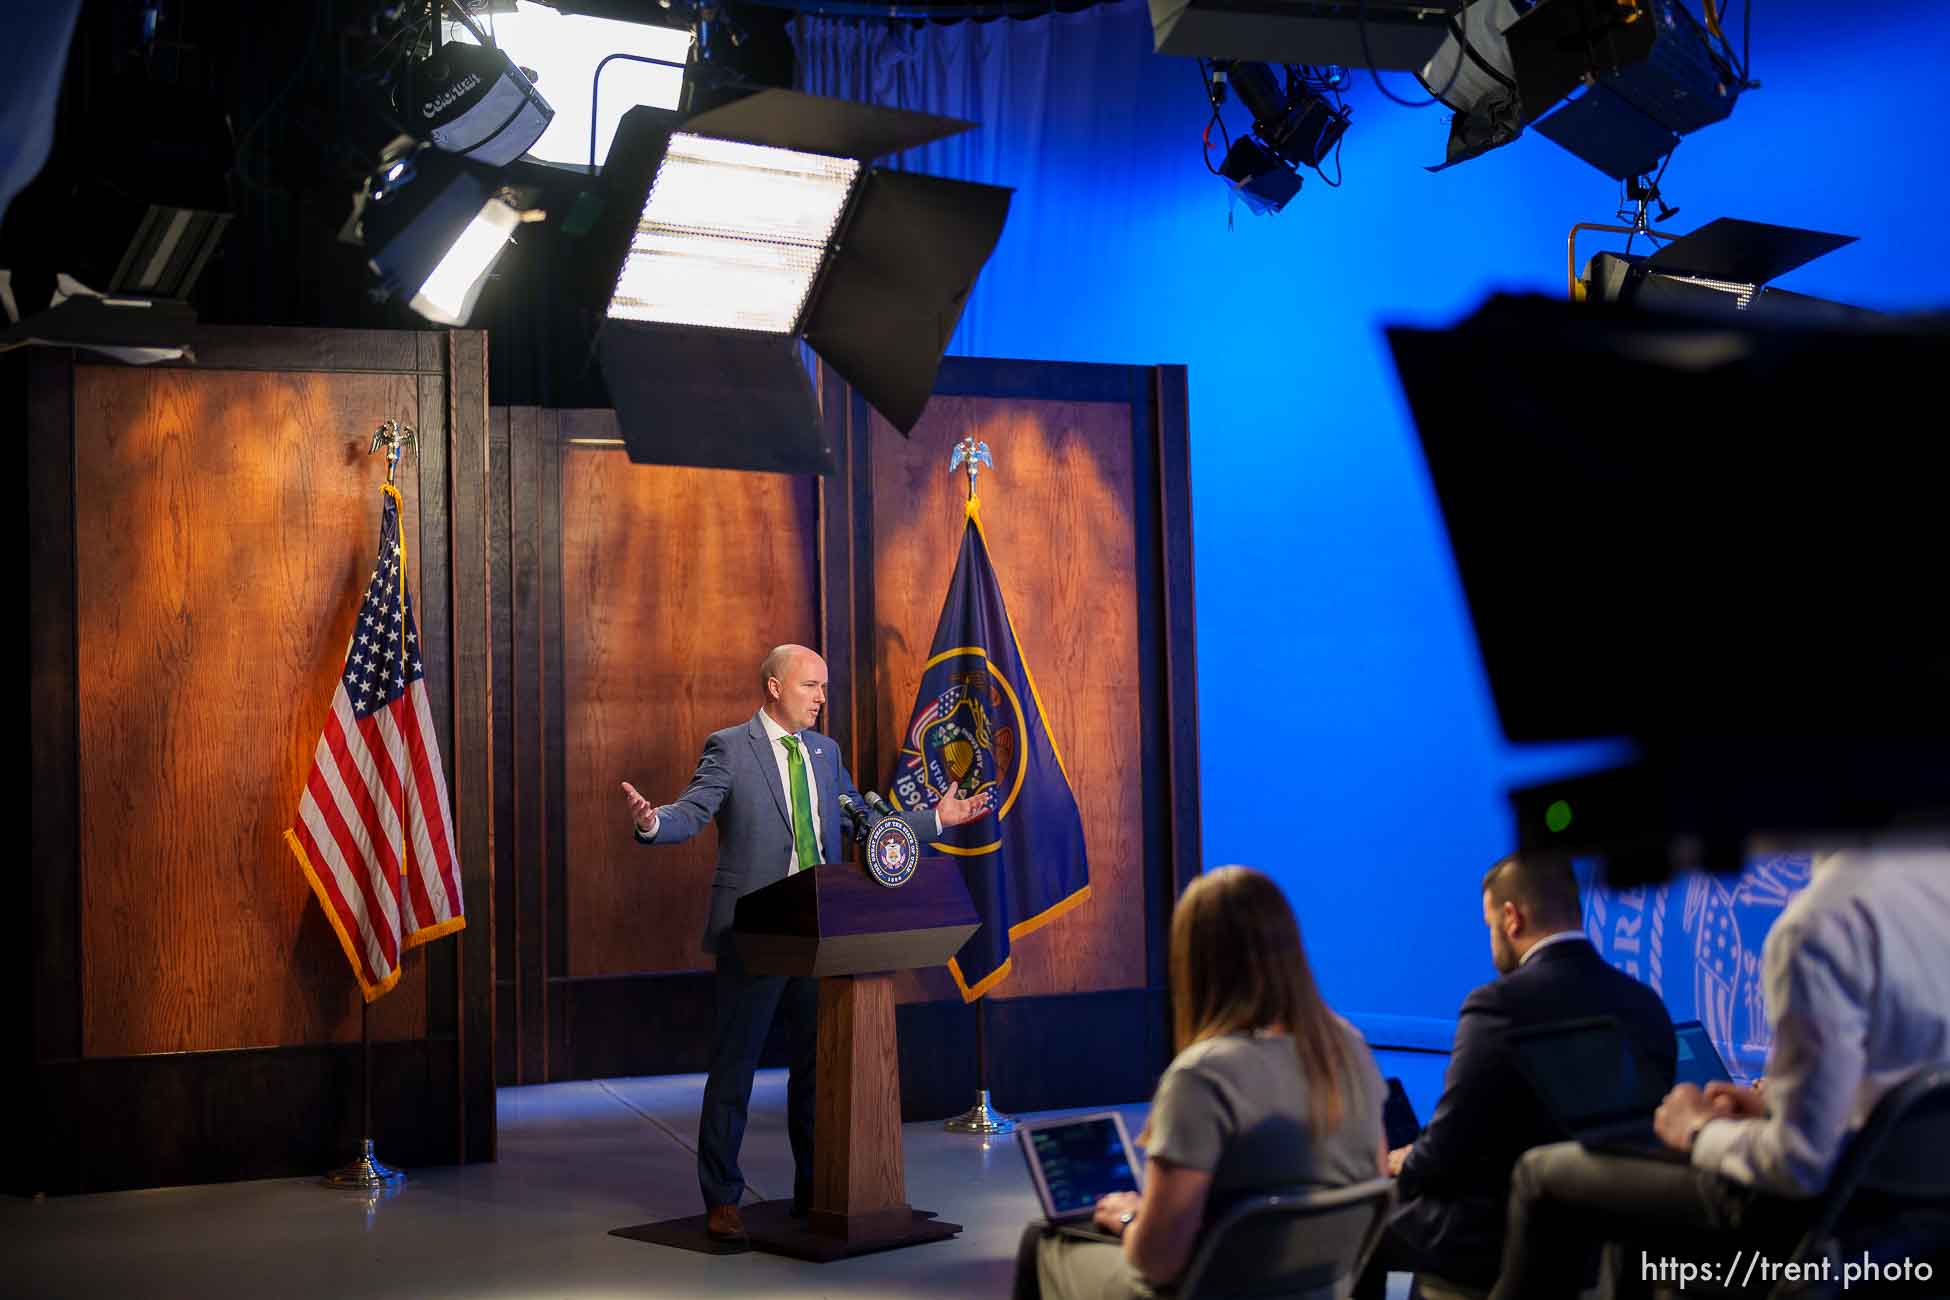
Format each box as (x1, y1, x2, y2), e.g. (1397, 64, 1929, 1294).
(888, 497, 1090, 1001)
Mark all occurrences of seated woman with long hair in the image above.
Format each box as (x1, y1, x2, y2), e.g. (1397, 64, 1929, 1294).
(1013, 866, 1387, 1299)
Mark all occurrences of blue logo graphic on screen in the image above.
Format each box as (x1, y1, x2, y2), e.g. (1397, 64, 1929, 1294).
(1029, 1118, 1138, 1215)
(1579, 853, 1812, 1081)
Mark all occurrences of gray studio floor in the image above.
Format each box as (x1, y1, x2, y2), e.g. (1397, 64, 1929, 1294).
(2, 1070, 1422, 1299)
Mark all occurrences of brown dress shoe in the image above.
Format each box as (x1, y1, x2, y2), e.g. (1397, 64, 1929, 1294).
(705, 1203, 748, 1241)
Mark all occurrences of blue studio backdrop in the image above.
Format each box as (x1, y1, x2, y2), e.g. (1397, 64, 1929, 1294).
(795, 0, 1950, 1038)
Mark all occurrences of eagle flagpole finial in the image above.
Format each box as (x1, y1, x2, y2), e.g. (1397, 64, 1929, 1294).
(368, 420, 418, 485)
(949, 436, 993, 500)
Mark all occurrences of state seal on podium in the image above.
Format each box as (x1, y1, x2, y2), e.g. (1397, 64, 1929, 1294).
(866, 816, 921, 888)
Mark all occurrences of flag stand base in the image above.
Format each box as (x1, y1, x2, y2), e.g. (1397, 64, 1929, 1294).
(943, 1089, 1015, 1135)
(323, 1139, 407, 1190)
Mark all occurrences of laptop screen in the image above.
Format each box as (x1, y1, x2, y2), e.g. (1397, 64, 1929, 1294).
(1672, 1021, 1734, 1088)
(1511, 1018, 1665, 1134)
(1020, 1115, 1140, 1218)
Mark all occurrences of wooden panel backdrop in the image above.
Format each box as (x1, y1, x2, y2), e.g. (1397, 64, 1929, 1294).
(74, 366, 428, 1054)
(870, 398, 1145, 1004)
(558, 410, 820, 978)
(488, 358, 1198, 1115)
(20, 329, 495, 1194)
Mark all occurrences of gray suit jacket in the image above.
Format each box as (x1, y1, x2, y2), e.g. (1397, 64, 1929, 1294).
(642, 712, 936, 953)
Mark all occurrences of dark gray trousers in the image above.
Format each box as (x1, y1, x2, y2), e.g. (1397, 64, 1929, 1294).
(696, 940, 818, 1210)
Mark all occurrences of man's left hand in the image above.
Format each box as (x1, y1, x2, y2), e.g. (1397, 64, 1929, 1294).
(1386, 1145, 1412, 1177)
(1654, 1083, 1714, 1153)
(936, 787, 993, 829)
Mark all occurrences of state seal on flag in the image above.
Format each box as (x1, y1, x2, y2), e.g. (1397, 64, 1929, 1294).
(866, 815, 922, 888)
(890, 652, 1028, 856)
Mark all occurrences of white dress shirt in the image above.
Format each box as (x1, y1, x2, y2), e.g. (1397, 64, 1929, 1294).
(1519, 930, 1591, 966)
(634, 709, 825, 872)
(1692, 844, 1950, 1196)
(754, 710, 943, 846)
(635, 708, 941, 856)
(755, 707, 823, 874)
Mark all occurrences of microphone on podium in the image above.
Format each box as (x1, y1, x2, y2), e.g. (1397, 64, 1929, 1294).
(836, 792, 874, 844)
(864, 791, 896, 819)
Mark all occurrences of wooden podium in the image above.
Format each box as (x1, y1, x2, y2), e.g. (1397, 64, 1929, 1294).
(729, 856, 979, 1259)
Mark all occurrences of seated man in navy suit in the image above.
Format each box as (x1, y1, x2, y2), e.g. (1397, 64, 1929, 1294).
(620, 643, 989, 1243)
(1355, 852, 1676, 1295)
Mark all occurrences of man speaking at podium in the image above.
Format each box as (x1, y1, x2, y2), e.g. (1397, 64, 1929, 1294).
(620, 643, 990, 1242)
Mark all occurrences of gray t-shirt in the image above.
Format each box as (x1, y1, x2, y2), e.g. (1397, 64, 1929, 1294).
(1144, 1021, 1385, 1215)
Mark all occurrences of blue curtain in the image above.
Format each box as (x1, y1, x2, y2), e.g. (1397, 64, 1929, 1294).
(794, 4, 1159, 357)
(788, 2, 1950, 1030)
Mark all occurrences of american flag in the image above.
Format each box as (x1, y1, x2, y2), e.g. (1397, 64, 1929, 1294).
(284, 486, 465, 1002)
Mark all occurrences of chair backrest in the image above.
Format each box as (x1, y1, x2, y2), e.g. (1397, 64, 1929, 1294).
(1772, 1064, 1950, 1300)
(1817, 1068, 1950, 1216)
(1175, 1177, 1397, 1300)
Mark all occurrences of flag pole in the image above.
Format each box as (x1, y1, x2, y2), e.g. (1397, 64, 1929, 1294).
(324, 998, 404, 1189)
(322, 420, 417, 1192)
(942, 434, 1015, 1136)
(944, 995, 1015, 1134)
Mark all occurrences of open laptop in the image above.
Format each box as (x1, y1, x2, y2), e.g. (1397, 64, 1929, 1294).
(1017, 1112, 1144, 1244)
(1672, 1019, 1736, 1089)
(1509, 1016, 1690, 1164)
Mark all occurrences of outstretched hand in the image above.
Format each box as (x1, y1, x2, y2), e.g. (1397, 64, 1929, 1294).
(620, 781, 656, 834)
(936, 786, 993, 829)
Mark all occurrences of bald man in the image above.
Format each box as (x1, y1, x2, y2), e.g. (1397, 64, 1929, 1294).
(621, 644, 989, 1241)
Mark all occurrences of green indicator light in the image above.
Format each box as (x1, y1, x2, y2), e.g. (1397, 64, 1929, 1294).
(1544, 800, 1574, 833)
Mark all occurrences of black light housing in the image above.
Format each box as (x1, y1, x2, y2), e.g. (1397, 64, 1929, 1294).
(1423, 0, 1743, 177)
(354, 140, 526, 326)
(415, 23, 556, 166)
(1151, 0, 1463, 68)
(1218, 138, 1303, 215)
(1386, 292, 1950, 879)
(0, 78, 232, 359)
(1227, 61, 1349, 169)
(1206, 62, 1348, 216)
(1581, 217, 1866, 322)
(587, 89, 1013, 476)
(110, 206, 230, 301)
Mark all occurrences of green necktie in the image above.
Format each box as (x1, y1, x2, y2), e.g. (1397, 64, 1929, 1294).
(777, 734, 821, 873)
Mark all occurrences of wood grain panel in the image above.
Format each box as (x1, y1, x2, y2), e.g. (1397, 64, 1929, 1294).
(415, 360, 459, 1052)
(489, 409, 518, 1085)
(511, 405, 548, 1083)
(559, 409, 818, 977)
(444, 326, 497, 1164)
(28, 1037, 456, 1195)
(74, 364, 431, 1056)
(149, 328, 435, 375)
(871, 398, 1144, 1002)
(812, 973, 906, 1221)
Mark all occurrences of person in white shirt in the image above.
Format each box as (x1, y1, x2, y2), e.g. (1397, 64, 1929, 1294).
(1490, 840, 1950, 1298)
